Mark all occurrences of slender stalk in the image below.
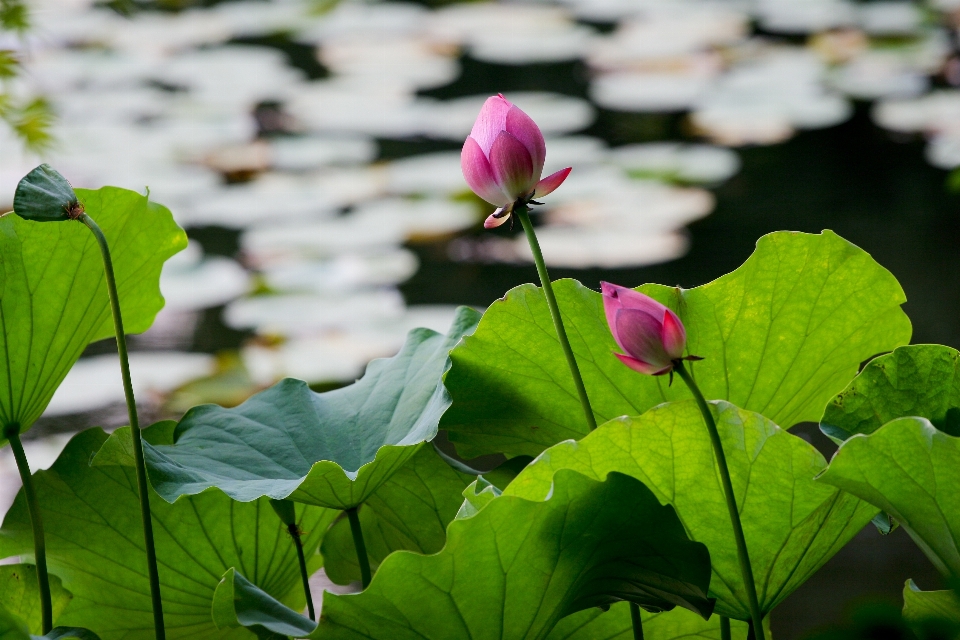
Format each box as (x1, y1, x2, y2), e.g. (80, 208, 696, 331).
(629, 603, 644, 640)
(747, 620, 756, 640)
(79, 213, 165, 640)
(720, 617, 731, 640)
(4, 425, 52, 633)
(346, 507, 371, 588)
(289, 524, 315, 620)
(514, 204, 597, 432)
(673, 361, 765, 639)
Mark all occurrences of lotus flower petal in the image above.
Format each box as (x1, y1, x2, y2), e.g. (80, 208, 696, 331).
(505, 105, 545, 178)
(483, 206, 512, 229)
(488, 131, 535, 200)
(534, 167, 572, 198)
(470, 94, 513, 156)
(615, 308, 673, 370)
(661, 308, 687, 359)
(462, 137, 511, 206)
(614, 353, 672, 376)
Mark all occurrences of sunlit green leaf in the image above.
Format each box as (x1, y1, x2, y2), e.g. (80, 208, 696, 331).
(819, 417, 960, 578)
(821, 345, 960, 443)
(0, 565, 71, 634)
(321, 445, 473, 585)
(443, 230, 911, 459)
(505, 400, 877, 620)
(141, 308, 481, 510)
(0, 601, 100, 640)
(209, 470, 714, 639)
(211, 568, 311, 640)
(548, 604, 751, 640)
(0, 184, 186, 440)
(0, 428, 337, 639)
(902, 580, 960, 626)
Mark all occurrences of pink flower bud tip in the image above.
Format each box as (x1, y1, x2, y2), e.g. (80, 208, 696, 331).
(461, 94, 571, 229)
(601, 282, 688, 376)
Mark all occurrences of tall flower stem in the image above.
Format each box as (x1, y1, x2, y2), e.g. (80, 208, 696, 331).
(4, 424, 51, 633)
(629, 603, 644, 639)
(79, 213, 165, 640)
(514, 204, 597, 432)
(346, 507, 371, 588)
(673, 361, 765, 639)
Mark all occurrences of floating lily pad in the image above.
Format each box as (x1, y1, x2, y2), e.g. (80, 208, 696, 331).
(0, 428, 337, 638)
(0, 182, 186, 439)
(821, 344, 960, 443)
(209, 470, 715, 640)
(819, 417, 960, 577)
(142, 307, 481, 510)
(505, 400, 878, 620)
(0, 565, 72, 635)
(443, 230, 911, 459)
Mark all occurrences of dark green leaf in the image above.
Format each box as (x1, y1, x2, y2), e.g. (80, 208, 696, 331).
(320, 445, 473, 585)
(0, 428, 337, 638)
(0, 185, 186, 439)
(819, 416, 960, 578)
(317, 470, 714, 639)
(142, 307, 481, 510)
(443, 230, 911, 459)
(506, 400, 878, 620)
(211, 568, 314, 640)
(821, 344, 960, 443)
(0, 565, 71, 634)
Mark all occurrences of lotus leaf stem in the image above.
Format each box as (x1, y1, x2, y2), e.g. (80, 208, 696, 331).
(5, 424, 52, 633)
(514, 204, 597, 432)
(291, 525, 315, 619)
(674, 361, 765, 640)
(629, 603, 644, 639)
(720, 617, 731, 640)
(346, 507, 372, 588)
(79, 213, 165, 640)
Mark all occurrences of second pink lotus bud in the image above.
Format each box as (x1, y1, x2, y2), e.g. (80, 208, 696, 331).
(601, 282, 688, 376)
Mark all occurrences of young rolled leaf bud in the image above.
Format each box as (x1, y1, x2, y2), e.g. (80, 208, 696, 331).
(460, 94, 572, 229)
(601, 282, 688, 376)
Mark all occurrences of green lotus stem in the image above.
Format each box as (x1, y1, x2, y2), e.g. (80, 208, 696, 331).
(720, 617, 731, 640)
(290, 525, 315, 619)
(4, 425, 52, 634)
(79, 213, 165, 640)
(673, 361, 764, 639)
(629, 603, 643, 639)
(346, 507, 372, 588)
(514, 204, 597, 432)
(747, 620, 755, 640)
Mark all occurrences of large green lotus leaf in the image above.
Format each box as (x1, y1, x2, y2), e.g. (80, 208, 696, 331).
(902, 580, 960, 626)
(0, 428, 338, 639)
(505, 400, 877, 620)
(821, 345, 960, 443)
(321, 444, 474, 585)
(818, 416, 960, 578)
(442, 230, 911, 459)
(319, 470, 714, 639)
(0, 185, 187, 439)
(0, 565, 71, 634)
(209, 470, 714, 640)
(547, 604, 751, 639)
(0, 601, 100, 640)
(141, 307, 481, 510)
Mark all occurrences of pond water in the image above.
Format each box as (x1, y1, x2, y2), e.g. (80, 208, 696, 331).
(2, 0, 960, 634)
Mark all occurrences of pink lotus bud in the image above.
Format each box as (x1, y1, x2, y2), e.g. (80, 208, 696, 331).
(601, 282, 687, 376)
(460, 94, 572, 229)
